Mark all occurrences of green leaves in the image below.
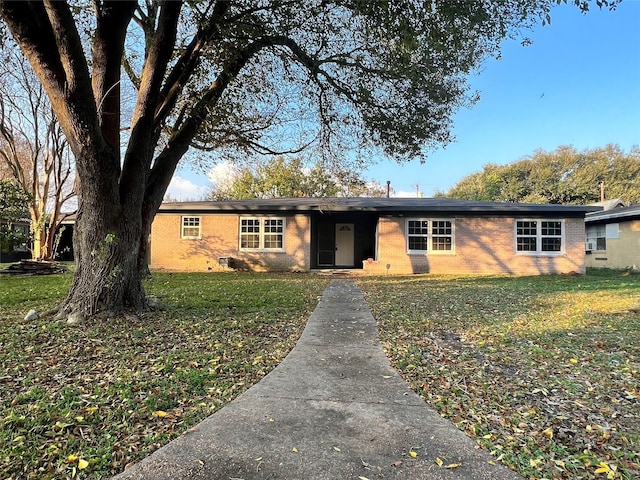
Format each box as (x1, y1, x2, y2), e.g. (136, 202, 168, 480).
(207, 156, 387, 200)
(441, 144, 640, 205)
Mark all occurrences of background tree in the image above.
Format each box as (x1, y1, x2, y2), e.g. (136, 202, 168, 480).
(208, 157, 387, 200)
(0, 179, 30, 259)
(0, 0, 618, 319)
(0, 46, 75, 260)
(439, 144, 640, 204)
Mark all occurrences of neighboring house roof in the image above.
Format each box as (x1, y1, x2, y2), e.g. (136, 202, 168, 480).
(586, 204, 640, 223)
(159, 197, 600, 216)
(589, 198, 626, 211)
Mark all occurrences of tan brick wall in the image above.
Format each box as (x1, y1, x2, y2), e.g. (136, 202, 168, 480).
(150, 213, 310, 272)
(151, 212, 587, 275)
(585, 220, 640, 270)
(364, 216, 586, 276)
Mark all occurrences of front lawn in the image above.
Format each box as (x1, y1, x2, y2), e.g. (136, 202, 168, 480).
(359, 271, 640, 480)
(2, 269, 638, 480)
(0, 271, 329, 479)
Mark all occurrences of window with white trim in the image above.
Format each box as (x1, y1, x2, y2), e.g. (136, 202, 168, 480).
(181, 216, 201, 239)
(406, 218, 454, 253)
(240, 217, 285, 251)
(431, 220, 453, 251)
(516, 219, 564, 254)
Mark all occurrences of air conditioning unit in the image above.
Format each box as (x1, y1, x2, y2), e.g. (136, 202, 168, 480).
(585, 241, 595, 251)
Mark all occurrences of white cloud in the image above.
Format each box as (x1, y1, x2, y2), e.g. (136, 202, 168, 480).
(207, 162, 238, 189)
(393, 190, 422, 198)
(164, 176, 210, 201)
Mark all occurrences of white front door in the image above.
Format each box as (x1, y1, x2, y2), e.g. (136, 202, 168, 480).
(335, 223, 354, 266)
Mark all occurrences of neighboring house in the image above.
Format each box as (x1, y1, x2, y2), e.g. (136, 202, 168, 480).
(0, 217, 31, 263)
(585, 202, 640, 271)
(150, 198, 598, 275)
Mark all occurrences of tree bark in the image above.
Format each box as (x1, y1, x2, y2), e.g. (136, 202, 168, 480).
(61, 149, 147, 319)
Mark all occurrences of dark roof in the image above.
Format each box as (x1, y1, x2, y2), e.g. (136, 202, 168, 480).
(159, 197, 600, 216)
(586, 204, 640, 223)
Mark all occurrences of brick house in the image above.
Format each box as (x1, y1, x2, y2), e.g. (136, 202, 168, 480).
(150, 198, 599, 275)
(585, 202, 640, 271)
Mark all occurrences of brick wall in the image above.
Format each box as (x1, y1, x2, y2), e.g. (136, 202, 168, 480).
(364, 216, 586, 275)
(151, 212, 587, 275)
(150, 213, 311, 272)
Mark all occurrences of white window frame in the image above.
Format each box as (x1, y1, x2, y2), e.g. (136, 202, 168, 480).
(586, 224, 606, 251)
(515, 219, 565, 256)
(239, 217, 286, 252)
(406, 218, 455, 255)
(181, 216, 201, 239)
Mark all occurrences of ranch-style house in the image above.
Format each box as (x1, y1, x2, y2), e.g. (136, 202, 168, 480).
(149, 197, 599, 275)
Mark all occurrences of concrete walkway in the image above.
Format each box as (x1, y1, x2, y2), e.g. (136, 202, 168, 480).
(113, 279, 523, 480)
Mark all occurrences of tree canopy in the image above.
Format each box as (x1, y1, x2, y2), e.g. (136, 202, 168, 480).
(438, 144, 640, 204)
(207, 157, 387, 200)
(0, 0, 619, 317)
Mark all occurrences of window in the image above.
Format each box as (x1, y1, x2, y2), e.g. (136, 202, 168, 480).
(240, 218, 260, 248)
(586, 223, 618, 251)
(181, 216, 201, 239)
(406, 219, 454, 253)
(431, 220, 453, 251)
(516, 220, 563, 254)
(240, 217, 285, 251)
(407, 220, 429, 251)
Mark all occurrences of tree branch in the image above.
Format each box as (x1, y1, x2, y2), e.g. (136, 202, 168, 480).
(152, 0, 229, 130)
(145, 37, 268, 210)
(119, 1, 182, 204)
(92, 1, 137, 154)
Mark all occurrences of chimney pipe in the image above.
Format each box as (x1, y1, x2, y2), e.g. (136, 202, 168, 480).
(386, 180, 391, 198)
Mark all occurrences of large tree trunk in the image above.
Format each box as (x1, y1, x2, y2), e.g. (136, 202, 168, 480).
(59, 147, 148, 321)
(61, 209, 147, 321)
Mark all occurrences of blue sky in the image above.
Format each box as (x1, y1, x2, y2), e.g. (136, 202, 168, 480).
(167, 1, 640, 200)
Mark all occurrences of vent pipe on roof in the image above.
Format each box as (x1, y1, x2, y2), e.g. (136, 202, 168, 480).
(386, 180, 391, 198)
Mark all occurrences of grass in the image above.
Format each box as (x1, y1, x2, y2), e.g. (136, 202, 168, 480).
(0, 271, 329, 479)
(358, 270, 640, 480)
(2, 269, 638, 480)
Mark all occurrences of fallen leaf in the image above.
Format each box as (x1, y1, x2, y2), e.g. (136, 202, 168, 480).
(78, 459, 89, 470)
(409, 450, 417, 458)
(542, 427, 553, 439)
(152, 410, 168, 418)
(594, 461, 616, 478)
(291, 447, 298, 453)
(445, 463, 461, 469)
(435, 457, 443, 466)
